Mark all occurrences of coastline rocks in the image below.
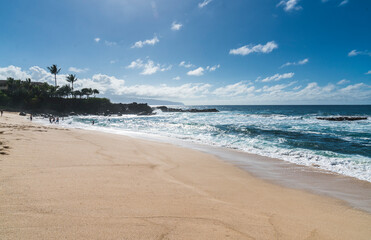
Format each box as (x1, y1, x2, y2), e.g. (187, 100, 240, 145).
(19, 112, 27, 116)
(155, 106, 219, 113)
(317, 116, 367, 121)
(28, 102, 153, 117)
(137, 111, 154, 116)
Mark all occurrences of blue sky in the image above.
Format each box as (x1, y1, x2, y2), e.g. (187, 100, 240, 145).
(0, 0, 370, 104)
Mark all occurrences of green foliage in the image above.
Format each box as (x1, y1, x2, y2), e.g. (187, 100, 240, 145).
(1, 64, 105, 112)
(0, 76, 102, 109)
(47, 64, 61, 87)
(0, 90, 10, 105)
(56, 85, 72, 98)
(81, 88, 93, 98)
(93, 89, 99, 97)
(66, 74, 77, 90)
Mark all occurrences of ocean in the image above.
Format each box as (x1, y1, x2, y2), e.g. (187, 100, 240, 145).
(43, 105, 371, 182)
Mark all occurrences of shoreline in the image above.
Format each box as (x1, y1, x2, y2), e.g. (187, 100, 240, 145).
(34, 112, 371, 183)
(35, 116, 371, 213)
(1, 112, 371, 239)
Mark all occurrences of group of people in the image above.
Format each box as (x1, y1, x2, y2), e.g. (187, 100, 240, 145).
(49, 116, 60, 124)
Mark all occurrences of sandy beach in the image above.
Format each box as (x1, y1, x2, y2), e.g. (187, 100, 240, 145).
(0, 112, 370, 240)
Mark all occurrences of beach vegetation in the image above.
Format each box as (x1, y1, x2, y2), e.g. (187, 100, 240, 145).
(0, 65, 153, 115)
(93, 89, 99, 97)
(66, 74, 77, 90)
(0, 76, 106, 113)
(47, 64, 61, 87)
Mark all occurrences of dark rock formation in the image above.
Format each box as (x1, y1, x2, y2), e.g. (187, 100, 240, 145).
(155, 106, 219, 113)
(23, 100, 153, 117)
(317, 116, 367, 121)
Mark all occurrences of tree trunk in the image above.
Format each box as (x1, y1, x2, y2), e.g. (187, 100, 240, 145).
(54, 74, 57, 87)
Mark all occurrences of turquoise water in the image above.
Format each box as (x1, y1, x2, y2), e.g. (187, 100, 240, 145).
(51, 105, 371, 182)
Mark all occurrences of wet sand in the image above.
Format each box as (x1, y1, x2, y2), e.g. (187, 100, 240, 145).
(1, 112, 371, 239)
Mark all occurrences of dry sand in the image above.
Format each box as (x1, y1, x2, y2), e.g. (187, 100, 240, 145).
(0, 112, 370, 239)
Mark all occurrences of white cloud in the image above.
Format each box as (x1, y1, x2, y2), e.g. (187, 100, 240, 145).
(29, 66, 68, 86)
(210, 81, 371, 105)
(339, 83, 366, 92)
(94, 38, 100, 43)
(21, 69, 210, 98)
(280, 58, 309, 68)
(187, 67, 205, 76)
(0, 65, 31, 80)
(75, 74, 126, 95)
(262, 82, 296, 93)
(322, 0, 350, 5)
(127, 58, 171, 75)
(366, 70, 371, 75)
(229, 41, 278, 56)
(132, 36, 159, 48)
(110, 60, 117, 64)
(173, 76, 181, 80)
(337, 79, 350, 85)
(0, 65, 68, 87)
(348, 50, 358, 56)
(105, 40, 117, 46)
(2, 65, 371, 104)
(339, 0, 348, 6)
(118, 83, 211, 99)
(127, 59, 143, 69)
(298, 58, 309, 65)
(171, 21, 183, 31)
(213, 82, 254, 97)
(182, 63, 219, 75)
(179, 61, 194, 68)
(277, 0, 302, 12)
(198, 0, 212, 8)
(261, 72, 295, 82)
(68, 67, 89, 73)
(348, 49, 371, 57)
(206, 64, 220, 72)
(160, 65, 173, 72)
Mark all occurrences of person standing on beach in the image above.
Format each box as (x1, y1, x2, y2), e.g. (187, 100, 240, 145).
(1, 110, 3, 117)
(30, 114, 32, 121)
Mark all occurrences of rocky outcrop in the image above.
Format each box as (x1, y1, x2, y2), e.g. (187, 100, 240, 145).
(155, 106, 219, 113)
(317, 116, 367, 121)
(27, 101, 153, 117)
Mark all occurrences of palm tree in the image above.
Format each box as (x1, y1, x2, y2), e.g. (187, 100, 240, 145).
(93, 89, 99, 97)
(66, 74, 77, 91)
(73, 90, 82, 99)
(56, 85, 72, 98)
(47, 64, 61, 87)
(81, 88, 90, 98)
(25, 78, 31, 90)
